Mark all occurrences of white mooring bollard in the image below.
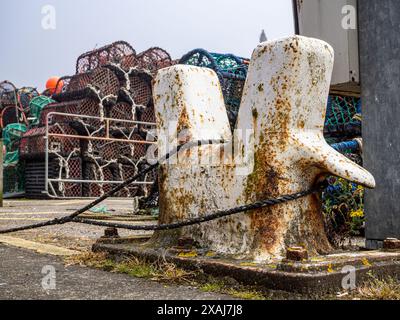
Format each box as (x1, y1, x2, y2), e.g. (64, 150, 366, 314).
(151, 36, 375, 262)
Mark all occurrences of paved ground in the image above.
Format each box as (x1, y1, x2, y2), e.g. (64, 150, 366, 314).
(0, 199, 387, 300)
(0, 244, 234, 300)
(0, 199, 154, 251)
(0, 199, 235, 300)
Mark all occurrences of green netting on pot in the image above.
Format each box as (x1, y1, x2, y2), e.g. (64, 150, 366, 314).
(29, 96, 55, 126)
(18, 87, 39, 112)
(3, 123, 27, 152)
(179, 49, 249, 129)
(3, 162, 25, 195)
(324, 95, 361, 136)
(4, 150, 19, 166)
(209, 53, 248, 78)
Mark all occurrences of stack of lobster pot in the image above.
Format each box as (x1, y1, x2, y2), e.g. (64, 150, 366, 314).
(0, 81, 38, 130)
(20, 41, 173, 199)
(0, 81, 39, 197)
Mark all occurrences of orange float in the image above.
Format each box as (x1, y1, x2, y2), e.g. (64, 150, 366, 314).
(46, 76, 63, 94)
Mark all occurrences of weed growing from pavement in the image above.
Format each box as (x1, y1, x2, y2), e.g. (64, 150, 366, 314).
(65, 252, 196, 283)
(200, 281, 225, 293)
(227, 289, 266, 300)
(65, 252, 400, 300)
(64, 252, 269, 300)
(198, 278, 268, 300)
(353, 273, 400, 300)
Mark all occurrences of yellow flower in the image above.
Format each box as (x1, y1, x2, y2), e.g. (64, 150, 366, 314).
(350, 210, 364, 218)
(362, 258, 372, 267)
(239, 262, 258, 267)
(178, 251, 197, 258)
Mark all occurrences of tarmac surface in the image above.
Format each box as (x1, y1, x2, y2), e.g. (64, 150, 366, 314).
(0, 198, 154, 251)
(0, 199, 234, 300)
(0, 244, 233, 300)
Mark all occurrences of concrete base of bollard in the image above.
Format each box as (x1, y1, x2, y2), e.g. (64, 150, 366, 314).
(92, 240, 400, 295)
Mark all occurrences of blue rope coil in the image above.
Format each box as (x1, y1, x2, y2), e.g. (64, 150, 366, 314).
(331, 140, 360, 154)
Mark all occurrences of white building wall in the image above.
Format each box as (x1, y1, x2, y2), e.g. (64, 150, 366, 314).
(296, 0, 359, 86)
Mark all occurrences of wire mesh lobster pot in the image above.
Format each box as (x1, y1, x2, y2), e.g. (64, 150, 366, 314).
(76, 41, 136, 74)
(114, 139, 157, 198)
(122, 70, 153, 107)
(83, 134, 147, 164)
(40, 100, 80, 125)
(113, 164, 141, 198)
(48, 157, 83, 198)
(17, 87, 39, 112)
(25, 158, 82, 198)
(52, 67, 120, 102)
(51, 75, 82, 100)
(179, 49, 249, 129)
(109, 102, 136, 122)
(82, 162, 155, 198)
(82, 163, 114, 197)
(219, 74, 246, 125)
(139, 105, 156, 123)
(3, 124, 27, 156)
(0, 81, 17, 106)
(108, 103, 140, 135)
(29, 96, 55, 126)
(0, 106, 21, 129)
(3, 162, 25, 195)
(324, 95, 361, 138)
(138, 105, 157, 136)
(135, 47, 173, 75)
(120, 54, 137, 71)
(119, 135, 148, 161)
(19, 124, 80, 160)
(40, 99, 104, 130)
(84, 140, 123, 162)
(81, 132, 154, 197)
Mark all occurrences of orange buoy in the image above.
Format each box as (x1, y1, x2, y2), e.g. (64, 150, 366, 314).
(46, 76, 63, 94)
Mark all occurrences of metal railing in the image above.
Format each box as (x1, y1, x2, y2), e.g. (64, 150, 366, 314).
(44, 112, 157, 199)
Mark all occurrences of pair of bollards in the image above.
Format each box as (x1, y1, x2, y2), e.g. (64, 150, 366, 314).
(149, 36, 375, 262)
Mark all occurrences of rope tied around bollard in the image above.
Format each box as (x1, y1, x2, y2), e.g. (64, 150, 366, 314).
(72, 183, 326, 231)
(0, 139, 326, 234)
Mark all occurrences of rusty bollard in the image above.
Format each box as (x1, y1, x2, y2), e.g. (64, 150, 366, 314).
(152, 35, 375, 262)
(383, 238, 400, 251)
(102, 227, 119, 239)
(286, 247, 309, 262)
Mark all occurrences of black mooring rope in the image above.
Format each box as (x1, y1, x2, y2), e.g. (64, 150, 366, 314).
(72, 183, 325, 231)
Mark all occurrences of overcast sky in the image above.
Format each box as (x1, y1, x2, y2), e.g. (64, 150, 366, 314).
(0, 0, 295, 91)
